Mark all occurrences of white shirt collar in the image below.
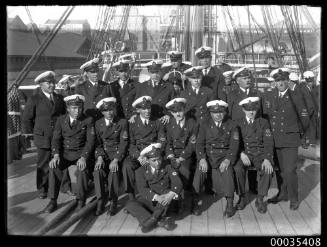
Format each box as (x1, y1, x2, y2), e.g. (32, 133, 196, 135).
(214, 121, 222, 127)
(240, 87, 249, 94)
(89, 79, 96, 86)
(176, 118, 185, 127)
(69, 116, 77, 124)
(290, 84, 296, 91)
(104, 118, 112, 126)
(140, 115, 149, 125)
(279, 88, 289, 97)
(191, 86, 199, 93)
(202, 67, 211, 74)
(41, 90, 51, 99)
(119, 79, 127, 88)
(246, 116, 254, 124)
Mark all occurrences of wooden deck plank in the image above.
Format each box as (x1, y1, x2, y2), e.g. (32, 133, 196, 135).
(267, 201, 297, 235)
(238, 193, 262, 235)
(207, 196, 226, 235)
(116, 213, 139, 235)
(296, 200, 320, 234)
(279, 200, 313, 235)
(222, 197, 244, 235)
(189, 194, 208, 235)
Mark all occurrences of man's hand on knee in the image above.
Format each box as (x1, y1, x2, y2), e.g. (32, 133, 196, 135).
(49, 154, 60, 169)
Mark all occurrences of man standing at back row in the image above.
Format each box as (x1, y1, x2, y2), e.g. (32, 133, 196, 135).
(22, 71, 68, 199)
(195, 46, 226, 101)
(264, 68, 310, 210)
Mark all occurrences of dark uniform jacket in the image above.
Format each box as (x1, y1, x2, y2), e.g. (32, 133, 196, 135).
(298, 84, 318, 116)
(201, 66, 226, 101)
(135, 79, 175, 120)
(262, 88, 310, 148)
(165, 117, 198, 160)
(196, 117, 240, 167)
(51, 114, 95, 161)
(108, 78, 136, 120)
(129, 115, 166, 159)
(180, 85, 214, 122)
(135, 162, 183, 202)
(227, 86, 262, 121)
(236, 117, 274, 164)
(22, 88, 66, 149)
(74, 80, 111, 121)
(94, 117, 129, 162)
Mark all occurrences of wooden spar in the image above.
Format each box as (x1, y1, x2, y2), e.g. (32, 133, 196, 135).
(45, 196, 98, 235)
(35, 199, 78, 235)
(183, 6, 191, 61)
(8, 6, 75, 93)
(191, 6, 204, 65)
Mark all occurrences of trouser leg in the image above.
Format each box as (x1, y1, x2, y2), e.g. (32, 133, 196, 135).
(36, 148, 51, 192)
(192, 162, 207, 194)
(275, 148, 288, 196)
(48, 159, 71, 200)
(60, 168, 72, 193)
(93, 169, 106, 200)
(212, 165, 235, 198)
(108, 170, 120, 200)
(233, 160, 246, 196)
(122, 157, 139, 194)
(280, 147, 298, 202)
(76, 168, 89, 201)
(254, 159, 272, 197)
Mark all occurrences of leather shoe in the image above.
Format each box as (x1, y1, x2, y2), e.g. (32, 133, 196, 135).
(191, 199, 201, 216)
(223, 198, 235, 218)
(76, 200, 85, 211)
(267, 193, 288, 204)
(290, 201, 300, 210)
(39, 192, 48, 199)
(236, 196, 246, 210)
(95, 200, 104, 216)
(255, 197, 267, 214)
(44, 200, 57, 213)
(141, 216, 157, 233)
(108, 200, 118, 216)
(158, 217, 176, 231)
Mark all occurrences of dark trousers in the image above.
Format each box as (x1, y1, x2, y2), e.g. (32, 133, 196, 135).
(93, 159, 121, 201)
(122, 156, 140, 194)
(48, 158, 89, 201)
(174, 158, 195, 190)
(36, 148, 71, 193)
(192, 157, 234, 197)
(125, 197, 173, 225)
(275, 147, 298, 202)
(233, 156, 272, 197)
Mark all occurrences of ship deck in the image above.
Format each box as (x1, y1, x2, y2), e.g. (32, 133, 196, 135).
(7, 148, 320, 236)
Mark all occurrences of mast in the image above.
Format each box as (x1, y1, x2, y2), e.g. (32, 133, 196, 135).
(183, 6, 191, 61)
(191, 6, 204, 65)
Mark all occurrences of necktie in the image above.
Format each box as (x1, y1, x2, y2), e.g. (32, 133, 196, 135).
(144, 120, 148, 126)
(249, 119, 253, 125)
(49, 94, 54, 106)
(71, 120, 77, 129)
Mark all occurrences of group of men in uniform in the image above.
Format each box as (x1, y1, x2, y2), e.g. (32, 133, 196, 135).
(21, 45, 319, 233)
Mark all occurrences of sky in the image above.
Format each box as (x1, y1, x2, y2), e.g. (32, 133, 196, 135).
(7, 5, 321, 30)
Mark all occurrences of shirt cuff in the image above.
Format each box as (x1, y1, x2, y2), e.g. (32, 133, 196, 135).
(152, 194, 159, 201)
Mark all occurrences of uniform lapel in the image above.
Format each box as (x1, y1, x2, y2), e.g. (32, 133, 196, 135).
(38, 88, 53, 110)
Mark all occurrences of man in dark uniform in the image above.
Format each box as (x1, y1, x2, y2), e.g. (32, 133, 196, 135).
(160, 51, 191, 86)
(75, 58, 111, 121)
(196, 100, 239, 217)
(22, 71, 68, 199)
(93, 97, 129, 216)
(165, 98, 198, 213)
(227, 67, 262, 121)
(301, 71, 319, 145)
(122, 96, 166, 201)
(233, 97, 274, 214)
(222, 70, 238, 96)
(180, 66, 214, 123)
(107, 60, 136, 120)
(216, 54, 233, 73)
(195, 46, 226, 101)
(125, 143, 183, 233)
(43, 94, 95, 213)
(134, 60, 175, 123)
(264, 69, 310, 210)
